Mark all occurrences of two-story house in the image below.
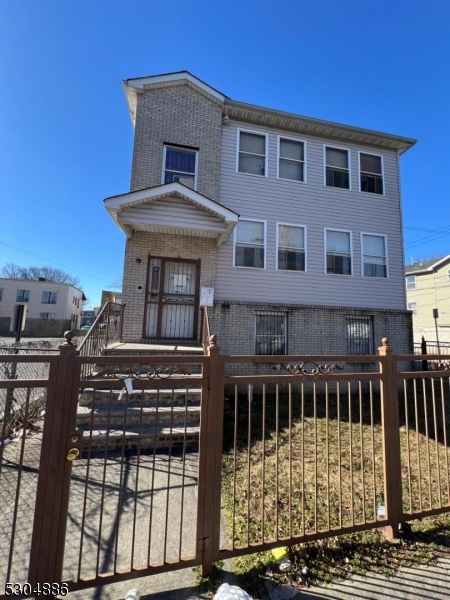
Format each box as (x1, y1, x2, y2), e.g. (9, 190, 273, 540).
(0, 278, 85, 336)
(405, 255, 450, 344)
(105, 71, 416, 356)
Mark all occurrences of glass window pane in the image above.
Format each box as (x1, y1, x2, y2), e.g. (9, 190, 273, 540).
(165, 148, 196, 173)
(164, 172, 195, 187)
(326, 148, 348, 169)
(239, 153, 265, 175)
(279, 225, 304, 249)
(235, 246, 264, 268)
(327, 230, 350, 253)
(278, 250, 305, 271)
(326, 168, 349, 189)
(364, 263, 387, 278)
(327, 254, 351, 275)
(279, 159, 303, 181)
(360, 153, 381, 174)
(363, 235, 385, 256)
(236, 221, 264, 244)
(240, 132, 265, 155)
(280, 139, 304, 161)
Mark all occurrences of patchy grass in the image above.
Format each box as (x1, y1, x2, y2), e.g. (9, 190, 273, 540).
(215, 379, 450, 595)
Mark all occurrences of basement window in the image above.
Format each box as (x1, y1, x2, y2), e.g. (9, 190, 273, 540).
(255, 312, 287, 355)
(347, 316, 374, 355)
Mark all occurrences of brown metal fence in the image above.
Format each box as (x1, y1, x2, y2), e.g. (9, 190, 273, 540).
(1, 337, 450, 597)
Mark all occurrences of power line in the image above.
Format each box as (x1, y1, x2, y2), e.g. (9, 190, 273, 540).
(0, 239, 113, 284)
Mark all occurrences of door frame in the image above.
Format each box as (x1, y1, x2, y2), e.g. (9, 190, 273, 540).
(142, 255, 201, 341)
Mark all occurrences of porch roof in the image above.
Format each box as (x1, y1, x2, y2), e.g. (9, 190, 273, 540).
(104, 182, 239, 246)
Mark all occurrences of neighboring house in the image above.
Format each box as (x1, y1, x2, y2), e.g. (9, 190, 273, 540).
(0, 278, 85, 336)
(405, 256, 450, 344)
(81, 309, 99, 327)
(100, 290, 122, 306)
(104, 71, 416, 356)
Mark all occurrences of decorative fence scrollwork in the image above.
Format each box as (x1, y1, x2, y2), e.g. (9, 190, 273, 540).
(272, 362, 344, 375)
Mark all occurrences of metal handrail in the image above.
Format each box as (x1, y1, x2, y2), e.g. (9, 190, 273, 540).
(201, 306, 211, 350)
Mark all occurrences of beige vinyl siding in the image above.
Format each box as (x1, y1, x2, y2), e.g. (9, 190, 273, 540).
(0, 280, 83, 321)
(406, 264, 450, 328)
(119, 197, 227, 234)
(215, 120, 405, 310)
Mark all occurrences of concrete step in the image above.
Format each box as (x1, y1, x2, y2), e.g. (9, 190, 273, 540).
(80, 424, 200, 452)
(76, 405, 201, 427)
(79, 387, 202, 408)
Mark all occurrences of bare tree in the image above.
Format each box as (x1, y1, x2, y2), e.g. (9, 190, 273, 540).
(1, 263, 81, 288)
(109, 278, 123, 290)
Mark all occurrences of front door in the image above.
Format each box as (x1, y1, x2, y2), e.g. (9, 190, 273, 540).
(144, 257, 200, 340)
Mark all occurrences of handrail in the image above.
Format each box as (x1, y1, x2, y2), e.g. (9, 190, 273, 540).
(201, 306, 211, 351)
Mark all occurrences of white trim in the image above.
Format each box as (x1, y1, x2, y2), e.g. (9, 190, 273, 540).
(161, 145, 199, 191)
(233, 218, 267, 270)
(236, 128, 268, 178)
(125, 72, 226, 102)
(323, 144, 352, 191)
(360, 232, 389, 279)
(324, 227, 353, 276)
(407, 301, 418, 316)
(276, 222, 307, 272)
(358, 151, 385, 195)
(276, 135, 307, 183)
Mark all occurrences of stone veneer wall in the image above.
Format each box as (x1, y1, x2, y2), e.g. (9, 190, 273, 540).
(130, 83, 223, 202)
(121, 232, 217, 342)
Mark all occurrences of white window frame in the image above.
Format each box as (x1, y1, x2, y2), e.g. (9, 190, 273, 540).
(40, 312, 56, 319)
(276, 136, 307, 183)
(276, 222, 307, 272)
(407, 301, 418, 316)
(17, 289, 30, 302)
(360, 232, 389, 279)
(254, 311, 287, 355)
(233, 218, 267, 270)
(324, 228, 353, 276)
(447, 269, 450, 280)
(42, 291, 57, 304)
(406, 275, 416, 290)
(0, 288, 3, 301)
(358, 151, 385, 195)
(236, 128, 268, 178)
(161, 145, 199, 190)
(323, 144, 351, 190)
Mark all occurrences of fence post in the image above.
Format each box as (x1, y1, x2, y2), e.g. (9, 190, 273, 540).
(421, 336, 428, 372)
(378, 337, 403, 539)
(197, 334, 224, 577)
(28, 332, 81, 591)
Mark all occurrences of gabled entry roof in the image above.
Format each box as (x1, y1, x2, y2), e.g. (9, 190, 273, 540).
(104, 182, 239, 246)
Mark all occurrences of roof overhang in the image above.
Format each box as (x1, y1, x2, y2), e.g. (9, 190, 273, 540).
(123, 71, 227, 127)
(224, 99, 417, 155)
(405, 254, 450, 275)
(104, 182, 239, 246)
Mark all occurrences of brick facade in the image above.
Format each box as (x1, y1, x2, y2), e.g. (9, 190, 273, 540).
(121, 231, 217, 341)
(130, 84, 223, 202)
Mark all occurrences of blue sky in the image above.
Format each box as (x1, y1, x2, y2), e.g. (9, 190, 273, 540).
(1, 0, 449, 306)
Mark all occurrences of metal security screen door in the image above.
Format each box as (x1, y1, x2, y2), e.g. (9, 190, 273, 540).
(144, 258, 200, 340)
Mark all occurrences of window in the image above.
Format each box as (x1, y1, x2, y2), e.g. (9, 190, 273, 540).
(42, 291, 57, 304)
(447, 269, 450, 280)
(163, 146, 197, 189)
(406, 275, 416, 290)
(325, 146, 350, 189)
(407, 302, 418, 316)
(0, 288, 2, 301)
(40, 313, 56, 319)
(277, 223, 306, 271)
(325, 229, 352, 275)
(255, 312, 286, 355)
(347, 316, 374, 355)
(237, 130, 267, 176)
(16, 289, 30, 302)
(362, 234, 387, 278)
(278, 137, 305, 182)
(359, 152, 383, 194)
(234, 220, 266, 268)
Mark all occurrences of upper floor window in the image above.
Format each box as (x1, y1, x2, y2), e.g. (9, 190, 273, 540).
(406, 275, 416, 290)
(237, 130, 267, 176)
(163, 146, 198, 189)
(234, 219, 266, 269)
(0, 288, 3, 301)
(277, 223, 306, 271)
(447, 269, 450, 280)
(42, 291, 57, 304)
(325, 146, 350, 189)
(17, 289, 30, 302)
(325, 229, 352, 275)
(359, 152, 383, 194)
(277, 137, 305, 182)
(361, 234, 387, 278)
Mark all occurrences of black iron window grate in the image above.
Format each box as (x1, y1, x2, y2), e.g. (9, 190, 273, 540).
(255, 312, 287, 355)
(347, 316, 374, 355)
